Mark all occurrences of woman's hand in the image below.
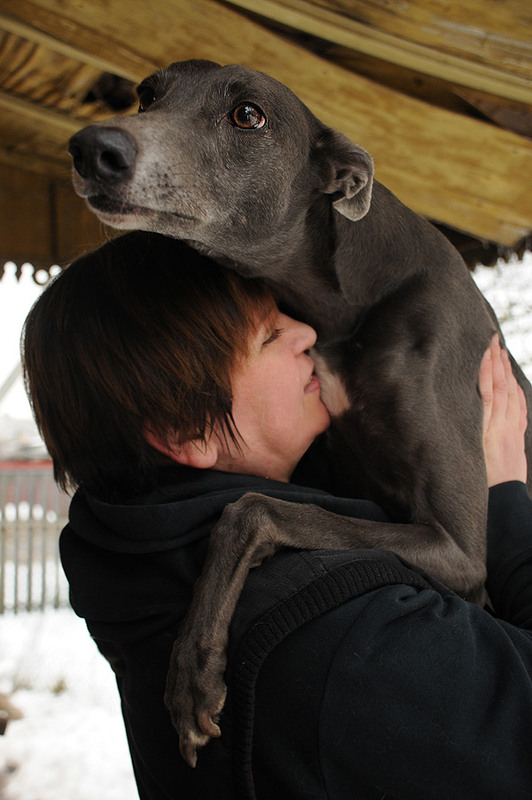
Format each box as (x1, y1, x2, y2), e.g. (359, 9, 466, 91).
(479, 334, 528, 487)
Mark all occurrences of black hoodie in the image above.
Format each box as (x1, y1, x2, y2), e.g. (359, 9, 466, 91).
(60, 466, 532, 799)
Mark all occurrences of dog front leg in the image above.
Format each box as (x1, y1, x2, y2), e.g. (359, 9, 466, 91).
(165, 491, 486, 766)
(165, 493, 283, 767)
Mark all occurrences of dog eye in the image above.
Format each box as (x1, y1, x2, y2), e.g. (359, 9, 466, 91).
(137, 86, 156, 113)
(229, 104, 266, 129)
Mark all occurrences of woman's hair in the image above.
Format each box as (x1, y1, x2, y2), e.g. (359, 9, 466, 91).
(22, 231, 275, 498)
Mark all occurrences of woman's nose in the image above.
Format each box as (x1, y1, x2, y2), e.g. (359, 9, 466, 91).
(283, 314, 317, 352)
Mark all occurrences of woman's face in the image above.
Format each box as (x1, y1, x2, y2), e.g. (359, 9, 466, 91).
(214, 311, 331, 482)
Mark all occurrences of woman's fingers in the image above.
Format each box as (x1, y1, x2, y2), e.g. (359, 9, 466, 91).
(479, 337, 495, 435)
(480, 334, 527, 487)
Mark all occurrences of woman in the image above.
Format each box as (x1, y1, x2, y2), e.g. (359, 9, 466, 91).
(23, 231, 532, 799)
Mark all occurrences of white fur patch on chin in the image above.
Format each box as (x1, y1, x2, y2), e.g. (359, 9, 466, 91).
(311, 350, 350, 418)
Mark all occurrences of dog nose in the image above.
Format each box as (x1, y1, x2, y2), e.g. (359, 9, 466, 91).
(68, 126, 137, 183)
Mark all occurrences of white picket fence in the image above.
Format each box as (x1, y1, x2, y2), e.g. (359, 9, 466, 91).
(0, 464, 70, 613)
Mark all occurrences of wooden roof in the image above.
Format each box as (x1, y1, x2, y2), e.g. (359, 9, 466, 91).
(0, 0, 531, 276)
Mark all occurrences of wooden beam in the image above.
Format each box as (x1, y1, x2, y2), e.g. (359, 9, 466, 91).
(1, 0, 531, 245)
(455, 89, 532, 138)
(0, 88, 82, 135)
(0, 161, 114, 267)
(0, 163, 54, 266)
(0, 7, 156, 81)
(226, 0, 532, 104)
(0, 144, 68, 178)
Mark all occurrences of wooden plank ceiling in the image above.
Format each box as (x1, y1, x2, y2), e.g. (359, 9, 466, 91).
(0, 0, 530, 274)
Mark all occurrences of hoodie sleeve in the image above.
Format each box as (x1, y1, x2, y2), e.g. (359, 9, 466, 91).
(486, 480, 532, 628)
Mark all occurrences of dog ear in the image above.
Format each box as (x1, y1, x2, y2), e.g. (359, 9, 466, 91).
(317, 129, 374, 221)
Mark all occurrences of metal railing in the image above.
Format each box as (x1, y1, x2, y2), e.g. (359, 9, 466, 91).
(0, 463, 70, 613)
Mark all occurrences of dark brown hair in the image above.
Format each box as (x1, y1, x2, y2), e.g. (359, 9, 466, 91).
(22, 231, 275, 498)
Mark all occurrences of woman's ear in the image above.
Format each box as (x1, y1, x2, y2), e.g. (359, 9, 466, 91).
(144, 427, 219, 470)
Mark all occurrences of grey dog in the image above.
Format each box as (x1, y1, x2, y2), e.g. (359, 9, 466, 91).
(69, 59, 532, 765)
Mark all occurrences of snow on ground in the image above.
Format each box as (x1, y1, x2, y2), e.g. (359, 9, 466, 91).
(0, 608, 137, 800)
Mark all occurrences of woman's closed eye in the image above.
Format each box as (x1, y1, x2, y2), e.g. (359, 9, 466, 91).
(262, 328, 283, 347)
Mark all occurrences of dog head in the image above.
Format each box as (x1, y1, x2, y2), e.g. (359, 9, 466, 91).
(69, 60, 374, 270)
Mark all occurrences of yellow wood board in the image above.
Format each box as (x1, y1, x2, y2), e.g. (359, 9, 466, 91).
(0, 0, 531, 245)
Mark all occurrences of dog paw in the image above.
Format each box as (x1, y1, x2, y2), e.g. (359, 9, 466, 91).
(164, 640, 228, 768)
(173, 688, 227, 768)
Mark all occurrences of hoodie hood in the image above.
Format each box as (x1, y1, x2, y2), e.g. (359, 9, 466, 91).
(59, 464, 337, 637)
(59, 456, 387, 638)
(67, 465, 333, 555)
